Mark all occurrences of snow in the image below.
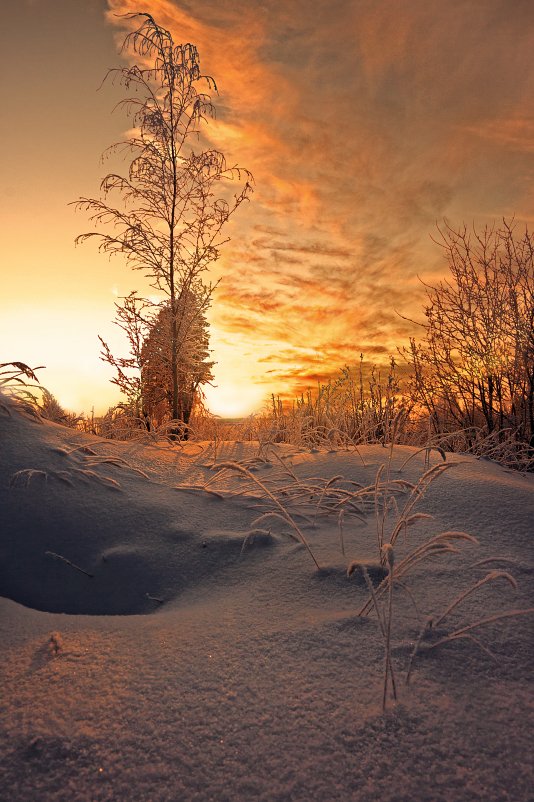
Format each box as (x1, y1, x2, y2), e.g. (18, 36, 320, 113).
(1, 396, 533, 801)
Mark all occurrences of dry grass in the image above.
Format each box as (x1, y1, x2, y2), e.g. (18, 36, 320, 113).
(10, 466, 123, 491)
(349, 557, 397, 710)
(0, 362, 44, 418)
(405, 572, 534, 683)
(5, 368, 531, 710)
(193, 438, 533, 708)
(203, 460, 322, 570)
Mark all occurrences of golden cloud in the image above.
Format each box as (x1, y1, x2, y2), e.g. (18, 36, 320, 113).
(104, 0, 534, 406)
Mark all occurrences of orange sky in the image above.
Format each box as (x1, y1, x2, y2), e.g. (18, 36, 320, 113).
(2, 0, 534, 417)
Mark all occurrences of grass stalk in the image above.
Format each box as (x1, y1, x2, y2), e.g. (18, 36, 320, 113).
(213, 461, 322, 570)
(433, 571, 518, 628)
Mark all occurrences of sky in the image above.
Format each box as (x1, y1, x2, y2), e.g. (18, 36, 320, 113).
(2, 0, 534, 417)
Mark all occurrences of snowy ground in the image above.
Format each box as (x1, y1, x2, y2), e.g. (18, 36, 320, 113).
(1, 397, 533, 801)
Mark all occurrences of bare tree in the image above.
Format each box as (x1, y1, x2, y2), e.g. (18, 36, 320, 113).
(98, 291, 154, 425)
(74, 13, 252, 431)
(404, 220, 534, 449)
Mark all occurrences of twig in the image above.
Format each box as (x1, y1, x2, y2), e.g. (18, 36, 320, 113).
(45, 551, 94, 578)
(146, 592, 164, 603)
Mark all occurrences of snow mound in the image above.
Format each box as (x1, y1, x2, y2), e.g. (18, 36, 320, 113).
(0, 401, 260, 614)
(1, 396, 534, 801)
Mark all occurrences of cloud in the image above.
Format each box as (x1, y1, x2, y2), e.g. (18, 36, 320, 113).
(463, 118, 534, 154)
(251, 239, 353, 260)
(105, 0, 534, 404)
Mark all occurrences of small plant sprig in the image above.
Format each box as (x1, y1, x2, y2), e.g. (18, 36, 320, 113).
(48, 632, 63, 657)
(381, 544, 396, 710)
(348, 543, 397, 710)
(406, 571, 534, 683)
(358, 530, 479, 617)
(0, 361, 43, 389)
(0, 361, 44, 416)
(210, 461, 322, 570)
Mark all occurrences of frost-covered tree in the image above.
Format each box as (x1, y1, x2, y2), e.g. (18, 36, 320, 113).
(141, 288, 214, 430)
(74, 13, 252, 429)
(404, 221, 534, 446)
(98, 291, 156, 424)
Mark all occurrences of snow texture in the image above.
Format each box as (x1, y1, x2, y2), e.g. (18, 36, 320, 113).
(1, 397, 533, 801)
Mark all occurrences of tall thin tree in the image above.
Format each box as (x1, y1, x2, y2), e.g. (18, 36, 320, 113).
(74, 13, 252, 426)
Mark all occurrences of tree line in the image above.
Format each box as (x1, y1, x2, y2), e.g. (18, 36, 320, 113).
(404, 221, 534, 451)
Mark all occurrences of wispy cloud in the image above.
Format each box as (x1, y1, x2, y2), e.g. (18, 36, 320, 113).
(463, 118, 534, 153)
(105, 0, 534, 406)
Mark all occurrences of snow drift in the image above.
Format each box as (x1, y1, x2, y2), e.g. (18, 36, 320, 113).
(1, 397, 533, 801)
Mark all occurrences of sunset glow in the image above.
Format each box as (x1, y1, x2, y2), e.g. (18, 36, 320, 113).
(2, 0, 534, 416)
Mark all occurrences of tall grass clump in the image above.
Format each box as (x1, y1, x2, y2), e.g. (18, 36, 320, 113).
(256, 356, 407, 449)
(0, 362, 44, 417)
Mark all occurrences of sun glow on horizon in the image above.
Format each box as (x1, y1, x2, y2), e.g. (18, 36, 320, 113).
(2, 1, 533, 429)
(0, 304, 271, 419)
(202, 330, 269, 417)
(203, 382, 267, 419)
